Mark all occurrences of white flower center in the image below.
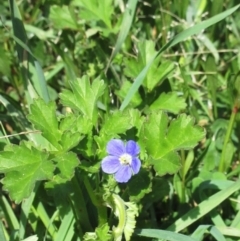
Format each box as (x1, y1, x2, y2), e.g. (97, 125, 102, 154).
(119, 153, 132, 165)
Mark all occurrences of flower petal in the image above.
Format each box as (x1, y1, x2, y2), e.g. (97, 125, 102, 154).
(101, 156, 121, 174)
(131, 157, 141, 174)
(107, 139, 125, 156)
(126, 140, 140, 156)
(114, 165, 132, 183)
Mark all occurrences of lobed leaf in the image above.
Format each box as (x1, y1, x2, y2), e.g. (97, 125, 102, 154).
(72, 0, 113, 29)
(124, 40, 175, 92)
(49, 5, 78, 29)
(140, 111, 204, 176)
(28, 99, 62, 150)
(99, 110, 133, 136)
(150, 92, 187, 114)
(60, 76, 105, 124)
(0, 143, 55, 203)
(60, 131, 82, 152)
(53, 152, 79, 181)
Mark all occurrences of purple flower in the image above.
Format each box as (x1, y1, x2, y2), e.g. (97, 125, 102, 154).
(101, 139, 141, 183)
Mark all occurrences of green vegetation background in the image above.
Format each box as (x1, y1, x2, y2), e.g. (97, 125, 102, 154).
(1, 0, 240, 241)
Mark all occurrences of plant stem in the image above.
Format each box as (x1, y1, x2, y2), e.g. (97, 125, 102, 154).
(219, 105, 238, 172)
(180, 150, 186, 203)
(83, 176, 107, 226)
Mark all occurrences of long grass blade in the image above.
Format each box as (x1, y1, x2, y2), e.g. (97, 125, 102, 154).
(191, 225, 226, 241)
(167, 179, 240, 232)
(0, 195, 19, 231)
(0, 221, 8, 241)
(54, 210, 75, 241)
(106, 0, 138, 72)
(8, 0, 49, 103)
(135, 229, 198, 241)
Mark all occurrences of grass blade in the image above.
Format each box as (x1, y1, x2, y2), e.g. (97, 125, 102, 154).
(19, 184, 40, 239)
(135, 229, 198, 241)
(0, 221, 8, 241)
(8, 0, 49, 103)
(106, 0, 138, 72)
(191, 225, 226, 241)
(0, 195, 19, 231)
(54, 210, 75, 241)
(167, 179, 240, 232)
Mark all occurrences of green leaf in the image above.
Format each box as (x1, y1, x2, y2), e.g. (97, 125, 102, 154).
(28, 99, 62, 150)
(0, 221, 7, 241)
(83, 225, 112, 241)
(124, 41, 175, 91)
(0, 143, 55, 203)
(95, 223, 112, 241)
(140, 111, 168, 158)
(59, 114, 93, 135)
(72, 0, 113, 29)
(135, 229, 198, 241)
(142, 178, 170, 205)
(167, 114, 205, 149)
(140, 111, 204, 175)
(150, 92, 187, 114)
(128, 169, 152, 202)
(60, 131, 82, 152)
(203, 141, 220, 171)
(151, 152, 180, 176)
(100, 110, 133, 136)
(53, 152, 79, 181)
(21, 235, 38, 241)
(0, 45, 11, 77)
(115, 80, 142, 107)
(60, 76, 105, 124)
(191, 225, 226, 241)
(49, 5, 78, 29)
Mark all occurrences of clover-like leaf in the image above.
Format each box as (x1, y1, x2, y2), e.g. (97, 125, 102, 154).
(150, 92, 187, 114)
(140, 111, 205, 176)
(28, 99, 62, 150)
(60, 76, 105, 124)
(0, 143, 55, 203)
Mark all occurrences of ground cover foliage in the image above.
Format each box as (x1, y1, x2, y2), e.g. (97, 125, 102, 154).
(0, 0, 240, 240)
